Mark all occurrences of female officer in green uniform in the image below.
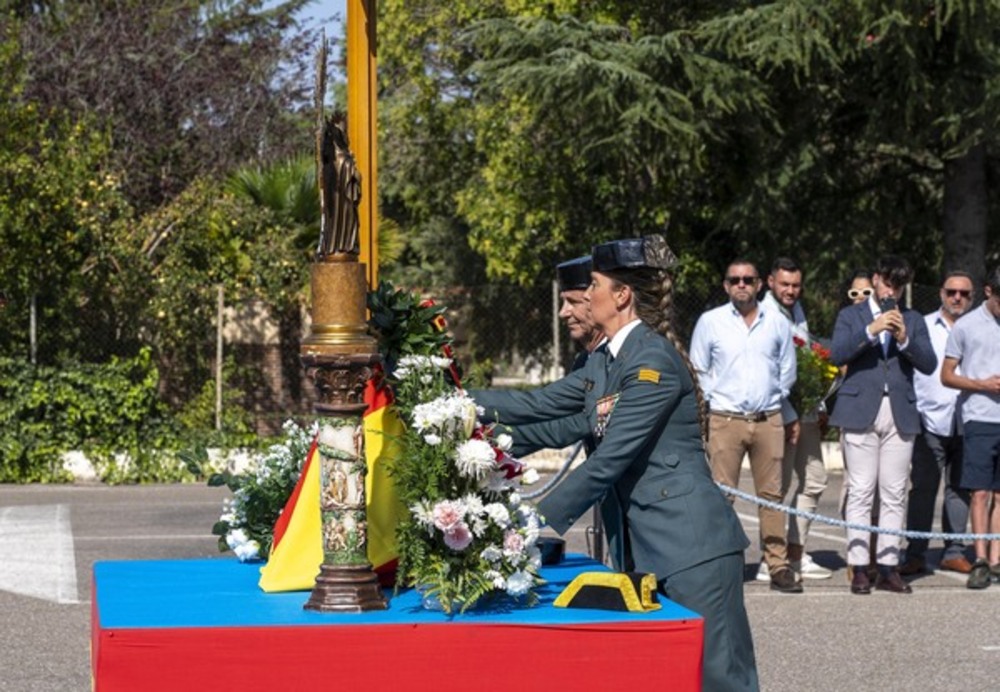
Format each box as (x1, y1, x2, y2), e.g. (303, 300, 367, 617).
(472, 235, 758, 691)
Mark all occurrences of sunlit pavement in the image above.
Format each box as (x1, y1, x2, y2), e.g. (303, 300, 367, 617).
(1, 473, 998, 691)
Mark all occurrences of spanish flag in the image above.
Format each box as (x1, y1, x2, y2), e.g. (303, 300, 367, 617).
(258, 377, 405, 592)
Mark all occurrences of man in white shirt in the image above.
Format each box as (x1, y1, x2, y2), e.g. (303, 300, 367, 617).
(941, 265, 1000, 589)
(761, 257, 833, 581)
(899, 272, 975, 575)
(691, 259, 800, 593)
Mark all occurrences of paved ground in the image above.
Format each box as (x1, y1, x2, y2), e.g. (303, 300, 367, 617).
(1, 472, 998, 691)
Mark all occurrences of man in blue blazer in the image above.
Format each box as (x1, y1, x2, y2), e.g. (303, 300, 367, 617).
(829, 255, 936, 594)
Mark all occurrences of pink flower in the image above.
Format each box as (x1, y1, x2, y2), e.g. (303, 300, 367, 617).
(503, 530, 525, 555)
(444, 523, 473, 551)
(432, 499, 466, 532)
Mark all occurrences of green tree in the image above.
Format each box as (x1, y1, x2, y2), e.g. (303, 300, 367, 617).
(0, 24, 136, 361)
(385, 1, 1000, 337)
(696, 0, 1000, 287)
(16, 0, 318, 212)
(130, 177, 307, 406)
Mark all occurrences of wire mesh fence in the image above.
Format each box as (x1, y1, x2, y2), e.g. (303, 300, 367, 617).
(0, 279, 969, 436)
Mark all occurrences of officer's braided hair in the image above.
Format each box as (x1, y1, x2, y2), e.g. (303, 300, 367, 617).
(604, 267, 710, 445)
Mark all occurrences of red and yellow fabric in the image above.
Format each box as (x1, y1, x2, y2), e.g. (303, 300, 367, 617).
(258, 377, 405, 592)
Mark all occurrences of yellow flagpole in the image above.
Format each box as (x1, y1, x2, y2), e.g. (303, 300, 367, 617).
(346, 0, 378, 288)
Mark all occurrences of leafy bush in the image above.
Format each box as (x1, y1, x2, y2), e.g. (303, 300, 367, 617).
(208, 419, 317, 560)
(0, 347, 225, 483)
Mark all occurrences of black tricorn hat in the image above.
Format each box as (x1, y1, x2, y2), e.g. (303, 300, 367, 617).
(556, 256, 593, 291)
(592, 234, 678, 272)
(553, 571, 661, 612)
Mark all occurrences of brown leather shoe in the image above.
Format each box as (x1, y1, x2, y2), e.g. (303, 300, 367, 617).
(939, 556, 973, 574)
(898, 556, 926, 576)
(876, 570, 913, 594)
(770, 568, 804, 593)
(850, 569, 871, 595)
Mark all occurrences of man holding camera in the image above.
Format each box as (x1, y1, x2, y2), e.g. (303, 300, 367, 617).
(829, 255, 937, 595)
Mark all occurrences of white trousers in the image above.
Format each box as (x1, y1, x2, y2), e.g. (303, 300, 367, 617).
(842, 397, 914, 567)
(782, 419, 828, 546)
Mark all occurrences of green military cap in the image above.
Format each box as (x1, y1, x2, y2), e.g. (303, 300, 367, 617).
(556, 256, 592, 291)
(592, 234, 678, 271)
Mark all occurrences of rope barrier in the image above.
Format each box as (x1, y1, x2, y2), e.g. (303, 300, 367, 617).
(521, 448, 1000, 540)
(716, 481, 1000, 541)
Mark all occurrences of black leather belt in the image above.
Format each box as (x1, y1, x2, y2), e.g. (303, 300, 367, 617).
(710, 410, 777, 423)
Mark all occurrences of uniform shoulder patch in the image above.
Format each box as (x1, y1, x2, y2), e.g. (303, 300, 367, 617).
(637, 368, 661, 384)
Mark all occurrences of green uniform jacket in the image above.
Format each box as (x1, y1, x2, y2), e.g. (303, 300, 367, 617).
(498, 348, 595, 458)
(471, 321, 749, 580)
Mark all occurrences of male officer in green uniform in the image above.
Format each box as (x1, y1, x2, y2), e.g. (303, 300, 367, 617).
(472, 236, 757, 691)
(505, 256, 604, 456)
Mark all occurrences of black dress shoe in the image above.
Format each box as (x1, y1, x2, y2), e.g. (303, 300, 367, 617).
(770, 568, 803, 593)
(898, 556, 926, 576)
(875, 570, 913, 594)
(850, 569, 871, 595)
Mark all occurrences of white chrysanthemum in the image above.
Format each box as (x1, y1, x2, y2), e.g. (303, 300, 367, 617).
(233, 539, 260, 562)
(255, 463, 272, 482)
(395, 355, 444, 382)
(506, 570, 534, 597)
(515, 504, 541, 530)
(514, 505, 542, 547)
(455, 438, 496, 479)
(527, 545, 542, 571)
(226, 528, 249, 549)
(411, 391, 480, 443)
(484, 569, 506, 590)
(410, 501, 435, 529)
(462, 494, 485, 517)
(469, 515, 488, 537)
(480, 545, 503, 563)
(410, 401, 440, 432)
(483, 502, 511, 528)
(423, 433, 442, 446)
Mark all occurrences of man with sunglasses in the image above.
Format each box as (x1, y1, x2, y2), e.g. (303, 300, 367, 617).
(941, 265, 1000, 589)
(691, 259, 800, 593)
(760, 258, 833, 582)
(829, 255, 936, 594)
(899, 272, 976, 577)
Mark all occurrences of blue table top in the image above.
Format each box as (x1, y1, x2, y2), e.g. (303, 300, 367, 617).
(93, 554, 701, 629)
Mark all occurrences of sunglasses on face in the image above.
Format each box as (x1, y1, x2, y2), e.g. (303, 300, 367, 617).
(944, 288, 972, 298)
(725, 275, 758, 286)
(847, 288, 873, 300)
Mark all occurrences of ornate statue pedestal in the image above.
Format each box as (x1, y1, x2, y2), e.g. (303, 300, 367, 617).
(300, 258, 388, 613)
(304, 564, 387, 613)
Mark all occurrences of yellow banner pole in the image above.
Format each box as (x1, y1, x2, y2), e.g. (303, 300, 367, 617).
(346, 0, 378, 288)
